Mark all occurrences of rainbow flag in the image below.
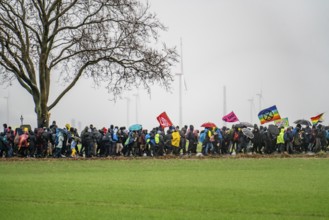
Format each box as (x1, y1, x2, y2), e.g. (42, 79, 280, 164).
(274, 117, 289, 128)
(310, 113, 324, 125)
(258, 105, 281, 124)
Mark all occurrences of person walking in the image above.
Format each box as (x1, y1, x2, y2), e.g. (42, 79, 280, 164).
(186, 125, 198, 155)
(276, 127, 285, 153)
(54, 128, 64, 158)
(171, 126, 181, 155)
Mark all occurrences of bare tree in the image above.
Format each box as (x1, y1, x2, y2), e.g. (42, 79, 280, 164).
(0, 0, 178, 127)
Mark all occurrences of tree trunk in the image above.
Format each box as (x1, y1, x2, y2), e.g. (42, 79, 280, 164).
(0, 1, 177, 130)
(36, 103, 50, 128)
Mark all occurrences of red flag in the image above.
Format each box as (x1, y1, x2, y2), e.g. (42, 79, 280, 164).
(157, 112, 173, 128)
(222, 111, 239, 123)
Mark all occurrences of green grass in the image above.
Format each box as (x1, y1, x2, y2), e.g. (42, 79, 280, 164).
(0, 158, 329, 219)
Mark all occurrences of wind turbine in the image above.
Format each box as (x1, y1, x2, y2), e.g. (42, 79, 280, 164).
(256, 89, 263, 112)
(132, 92, 139, 124)
(2, 83, 11, 124)
(175, 38, 187, 128)
(124, 97, 131, 126)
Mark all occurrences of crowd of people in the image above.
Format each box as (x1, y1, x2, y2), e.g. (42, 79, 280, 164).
(0, 121, 329, 158)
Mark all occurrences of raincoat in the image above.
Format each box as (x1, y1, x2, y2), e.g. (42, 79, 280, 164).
(276, 128, 285, 144)
(171, 131, 181, 148)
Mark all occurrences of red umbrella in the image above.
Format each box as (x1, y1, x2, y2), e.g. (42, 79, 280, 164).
(201, 122, 217, 128)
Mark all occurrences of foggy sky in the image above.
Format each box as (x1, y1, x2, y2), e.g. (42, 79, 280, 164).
(1, 0, 329, 132)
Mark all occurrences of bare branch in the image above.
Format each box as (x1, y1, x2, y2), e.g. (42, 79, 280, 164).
(0, 0, 178, 127)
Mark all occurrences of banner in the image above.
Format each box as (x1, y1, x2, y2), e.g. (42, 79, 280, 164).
(258, 105, 281, 124)
(310, 113, 324, 125)
(274, 117, 289, 128)
(222, 111, 239, 122)
(156, 112, 173, 128)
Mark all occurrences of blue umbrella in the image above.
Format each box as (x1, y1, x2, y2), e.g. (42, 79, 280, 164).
(129, 124, 142, 131)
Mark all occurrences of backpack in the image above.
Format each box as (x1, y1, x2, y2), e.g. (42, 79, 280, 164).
(15, 128, 23, 136)
(199, 130, 207, 143)
(216, 129, 223, 140)
(36, 128, 44, 141)
(155, 133, 160, 144)
(233, 131, 239, 141)
(284, 132, 289, 142)
(102, 133, 111, 142)
(145, 133, 151, 143)
(186, 131, 193, 141)
(0, 135, 8, 146)
(42, 131, 50, 142)
(55, 134, 59, 146)
(293, 133, 302, 146)
(55, 128, 63, 146)
(125, 132, 134, 146)
(0, 136, 5, 150)
(112, 132, 118, 142)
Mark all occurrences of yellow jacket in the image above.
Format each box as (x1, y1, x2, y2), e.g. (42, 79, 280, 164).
(171, 131, 181, 147)
(276, 128, 285, 144)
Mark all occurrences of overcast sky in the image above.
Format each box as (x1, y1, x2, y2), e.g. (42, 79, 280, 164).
(1, 0, 329, 131)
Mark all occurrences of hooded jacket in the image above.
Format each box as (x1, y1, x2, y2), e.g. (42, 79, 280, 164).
(276, 128, 285, 144)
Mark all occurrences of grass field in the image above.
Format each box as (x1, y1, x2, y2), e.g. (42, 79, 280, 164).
(1, 157, 329, 219)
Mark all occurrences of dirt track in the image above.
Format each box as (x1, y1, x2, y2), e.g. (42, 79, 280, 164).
(1, 152, 329, 161)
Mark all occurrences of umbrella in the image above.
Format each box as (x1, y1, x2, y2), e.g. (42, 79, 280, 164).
(129, 124, 142, 131)
(235, 122, 253, 128)
(242, 128, 254, 139)
(294, 119, 311, 126)
(201, 122, 217, 128)
(268, 124, 279, 136)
